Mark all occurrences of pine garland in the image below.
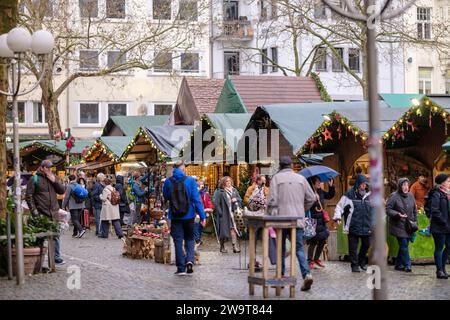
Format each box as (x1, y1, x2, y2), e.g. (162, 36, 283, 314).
(310, 72, 332, 102)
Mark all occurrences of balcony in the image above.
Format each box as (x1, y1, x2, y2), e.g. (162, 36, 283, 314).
(214, 19, 254, 42)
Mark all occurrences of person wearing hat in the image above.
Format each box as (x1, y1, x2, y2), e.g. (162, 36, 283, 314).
(26, 160, 66, 266)
(334, 174, 374, 273)
(428, 173, 450, 279)
(267, 156, 317, 291)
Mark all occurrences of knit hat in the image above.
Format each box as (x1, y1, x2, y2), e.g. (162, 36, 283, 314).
(435, 173, 449, 185)
(279, 156, 292, 168)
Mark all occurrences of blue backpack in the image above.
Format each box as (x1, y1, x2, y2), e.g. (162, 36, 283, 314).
(72, 183, 88, 203)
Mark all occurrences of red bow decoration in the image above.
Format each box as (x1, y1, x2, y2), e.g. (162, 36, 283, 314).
(66, 136, 75, 151)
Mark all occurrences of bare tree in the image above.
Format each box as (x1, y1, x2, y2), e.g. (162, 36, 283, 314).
(17, 0, 208, 137)
(234, 0, 450, 99)
(0, 0, 18, 219)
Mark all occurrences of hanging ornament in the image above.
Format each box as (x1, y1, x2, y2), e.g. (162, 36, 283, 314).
(318, 137, 323, 146)
(66, 135, 75, 151)
(322, 127, 333, 141)
(337, 125, 342, 140)
(416, 108, 422, 116)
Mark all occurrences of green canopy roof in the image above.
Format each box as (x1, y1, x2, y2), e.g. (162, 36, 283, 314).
(380, 93, 425, 108)
(18, 139, 94, 155)
(98, 136, 133, 159)
(214, 76, 247, 113)
(443, 141, 450, 151)
(204, 113, 252, 152)
(103, 115, 169, 136)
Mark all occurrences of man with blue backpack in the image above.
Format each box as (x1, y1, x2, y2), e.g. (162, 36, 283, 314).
(163, 162, 206, 276)
(62, 175, 88, 238)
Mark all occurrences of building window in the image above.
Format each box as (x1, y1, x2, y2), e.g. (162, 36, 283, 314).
(79, 50, 99, 70)
(106, 0, 125, 18)
(224, 51, 240, 76)
(108, 103, 127, 117)
(153, 0, 171, 20)
(417, 7, 431, 39)
(79, 103, 100, 124)
(178, 0, 198, 21)
(260, 0, 277, 20)
(418, 67, 432, 94)
(181, 53, 200, 73)
(33, 102, 46, 124)
(261, 49, 268, 74)
(79, 0, 98, 18)
(224, 0, 239, 21)
(332, 47, 344, 72)
(154, 104, 173, 115)
(7, 102, 25, 123)
(153, 52, 173, 73)
(349, 48, 360, 72)
(314, 2, 327, 19)
(107, 51, 126, 68)
(445, 70, 450, 94)
(33, 0, 53, 18)
(271, 47, 278, 72)
(315, 47, 327, 71)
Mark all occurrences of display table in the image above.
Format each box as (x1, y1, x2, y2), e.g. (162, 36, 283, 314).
(244, 214, 298, 299)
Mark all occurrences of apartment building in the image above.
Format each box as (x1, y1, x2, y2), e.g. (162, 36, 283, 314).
(403, 0, 450, 94)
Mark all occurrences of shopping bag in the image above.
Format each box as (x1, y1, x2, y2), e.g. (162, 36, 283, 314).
(303, 211, 317, 240)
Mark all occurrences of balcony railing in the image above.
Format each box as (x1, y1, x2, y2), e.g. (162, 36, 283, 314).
(215, 19, 254, 41)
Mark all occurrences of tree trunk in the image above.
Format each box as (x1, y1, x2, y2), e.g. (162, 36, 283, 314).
(0, 0, 18, 219)
(40, 60, 62, 138)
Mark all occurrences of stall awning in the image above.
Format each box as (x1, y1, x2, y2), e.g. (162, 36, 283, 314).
(144, 125, 194, 158)
(83, 160, 116, 171)
(428, 95, 450, 111)
(203, 113, 252, 152)
(443, 141, 450, 151)
(380, 93, 425, 108)
(98, 136, 133, 159)
(102, 115, 169, 136)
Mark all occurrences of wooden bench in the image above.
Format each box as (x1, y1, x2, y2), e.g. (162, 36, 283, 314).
(244, 214, 299, 298)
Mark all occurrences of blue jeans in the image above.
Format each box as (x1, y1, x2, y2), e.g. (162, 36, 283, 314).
(54, 236, 61, 261)
(281, 228, 310, 279)
(194, 222, 202, 243)
(94, 207, 102, 235)
(171, 219, 195, 272)
(432, 233, 450, 272)
(396, 237, 411, 269)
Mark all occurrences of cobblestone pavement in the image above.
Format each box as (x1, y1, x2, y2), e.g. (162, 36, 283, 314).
(1, 229, 449, 300)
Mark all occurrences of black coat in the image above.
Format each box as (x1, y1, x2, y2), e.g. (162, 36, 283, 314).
(308, 186, 335, 242)
(386, 182, 417, 238)
(345, 188, 373, 236)
(25, 170, 65, 220)
(114, 175, 130, 213)
(214, 188, 242, 240)
(429, 187, 450, 234)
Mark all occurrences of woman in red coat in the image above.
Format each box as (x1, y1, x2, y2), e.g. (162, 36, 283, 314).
(195, 178, 213, 245)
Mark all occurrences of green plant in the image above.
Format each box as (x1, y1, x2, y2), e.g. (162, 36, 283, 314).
(310, 72, 332, 102)
(237, 164, 252, 201)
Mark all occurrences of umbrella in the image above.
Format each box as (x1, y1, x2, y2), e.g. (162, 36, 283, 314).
(298, 165, 339, 182)
(7, 173, 33, 187)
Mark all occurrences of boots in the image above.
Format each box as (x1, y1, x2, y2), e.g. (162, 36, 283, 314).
(220, 239, 228, 253)
(231, 232, 241, 253)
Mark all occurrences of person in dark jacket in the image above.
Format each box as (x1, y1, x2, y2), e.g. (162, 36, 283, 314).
(214, 176, 243, 254)
(92, 173, 106, 236)
(307, 176, 335, 270)
(130, 171, 147, 225)
(334, 174, 374, 273)
(386, 177, 417, 272)
(62, 175, 86, 239)
(26, 160, 66, 265)
(114, 175, 129, 226)
(428, 173, 450, 279)
(163, 163, 206, 275)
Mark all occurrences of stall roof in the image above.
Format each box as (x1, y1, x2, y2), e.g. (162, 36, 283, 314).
(443, 141, 450, 151)
(203, 113, 252, 152)
(215, 76, 322, 113)
(380, 93, 425, 108)
(171, 77, 225, 125)
(143, 125, 194, 158)
(249, 101, 403, 155)
(18, 139, 94, 155)
(299, 153, 334, 165)
(428, 95, 450, 110)
(98, 136, 133, 159)
(102, 115, 169, 136)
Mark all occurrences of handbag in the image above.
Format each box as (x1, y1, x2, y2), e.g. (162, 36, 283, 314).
(315, 195, 331, 223)
(248, 187, 266, 211)
(303, 211, 317, 240)
(399, 196, 418, 234)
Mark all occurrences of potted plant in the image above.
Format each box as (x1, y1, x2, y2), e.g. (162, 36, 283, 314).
(0, 197, 59, 275)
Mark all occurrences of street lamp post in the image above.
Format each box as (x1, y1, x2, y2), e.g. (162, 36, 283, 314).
(321, 0, 416, 300)
(0, 28, 54, 285)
